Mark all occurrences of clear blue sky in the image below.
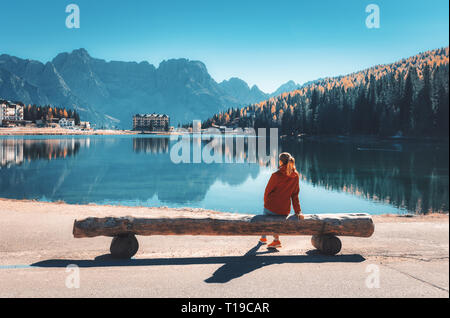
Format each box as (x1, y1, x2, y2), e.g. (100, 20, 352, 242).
(1, 0, 448, 92)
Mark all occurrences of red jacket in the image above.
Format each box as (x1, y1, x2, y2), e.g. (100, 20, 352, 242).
(264, 166, 301, 216)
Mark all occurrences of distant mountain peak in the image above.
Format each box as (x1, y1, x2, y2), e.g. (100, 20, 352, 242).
(219, 77, 268, 105)
(270, 80, 302, 97)
(159, 58, 206, 69)
(71, 48, 90, 58)
(52, 48, 93, 67)
(220, 77, 250, 89)
(250, 84, 262, 91)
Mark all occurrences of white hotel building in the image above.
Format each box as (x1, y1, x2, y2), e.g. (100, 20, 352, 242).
(0, 100, 24, 126)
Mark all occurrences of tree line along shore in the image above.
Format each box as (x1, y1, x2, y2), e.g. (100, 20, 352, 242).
(202, 48, 449, 139)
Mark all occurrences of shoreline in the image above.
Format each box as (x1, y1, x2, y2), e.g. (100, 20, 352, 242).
(0, 127, 189, 136)
(282, 134, 449, 143)
(0, 197, 448, 220)
(1, 127, 448, 142)
(0, 127, 138, 136)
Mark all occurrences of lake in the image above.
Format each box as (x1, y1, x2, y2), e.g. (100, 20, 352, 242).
(0, 134, 448, 215)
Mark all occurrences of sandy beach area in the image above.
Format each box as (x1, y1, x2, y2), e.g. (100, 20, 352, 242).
(0, 198, 448, 298)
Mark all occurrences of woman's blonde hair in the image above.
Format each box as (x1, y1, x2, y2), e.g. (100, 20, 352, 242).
(279, 152, 296, 176)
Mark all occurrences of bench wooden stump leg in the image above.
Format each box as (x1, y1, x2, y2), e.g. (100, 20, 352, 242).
(311, 235, 342, 255)
(110, 233, 139, 259)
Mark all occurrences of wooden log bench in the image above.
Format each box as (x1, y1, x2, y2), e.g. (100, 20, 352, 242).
(73, 212, 374, 259)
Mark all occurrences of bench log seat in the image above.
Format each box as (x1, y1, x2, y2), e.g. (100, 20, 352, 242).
(73, 212, 374, 258)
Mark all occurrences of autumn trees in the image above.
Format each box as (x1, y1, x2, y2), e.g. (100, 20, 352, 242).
(23, 104, 81, 125)
(203, 47, 449, 138)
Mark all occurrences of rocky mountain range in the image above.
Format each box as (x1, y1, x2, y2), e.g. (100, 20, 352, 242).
(0, 49, 301, 128)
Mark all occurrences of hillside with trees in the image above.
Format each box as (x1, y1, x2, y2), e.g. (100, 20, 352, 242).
(203, 47, 449, 138)
(23, 104, 81, 125)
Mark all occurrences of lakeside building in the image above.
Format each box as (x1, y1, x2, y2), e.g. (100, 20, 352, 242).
(59, 118, 76, 128)
(1, 98, 87, 129)
(133, 113, 170, 131)
(0, 100, 24, 127)
(80, 121, 91, 130)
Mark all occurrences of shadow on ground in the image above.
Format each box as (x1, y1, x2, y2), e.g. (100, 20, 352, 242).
(31, 243, 365, 283)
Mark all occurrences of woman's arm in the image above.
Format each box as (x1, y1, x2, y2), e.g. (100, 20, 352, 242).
(291, 177, 301, 214)
(264, 174, 277, 204)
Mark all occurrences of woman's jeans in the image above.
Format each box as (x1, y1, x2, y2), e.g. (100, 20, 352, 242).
(261, 208, 285, 239)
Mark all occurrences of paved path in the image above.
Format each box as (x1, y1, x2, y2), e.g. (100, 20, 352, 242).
(0, 199, 448, 297)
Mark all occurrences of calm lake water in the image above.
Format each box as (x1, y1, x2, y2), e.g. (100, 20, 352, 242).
(0, 135, 448, 215)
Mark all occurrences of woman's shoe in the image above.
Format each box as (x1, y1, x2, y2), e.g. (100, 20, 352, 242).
(259, 237, 267, 244)
(267, 240, 281, 249)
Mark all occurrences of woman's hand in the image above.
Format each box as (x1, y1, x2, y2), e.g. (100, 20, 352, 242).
(296, 211, 304, 220)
